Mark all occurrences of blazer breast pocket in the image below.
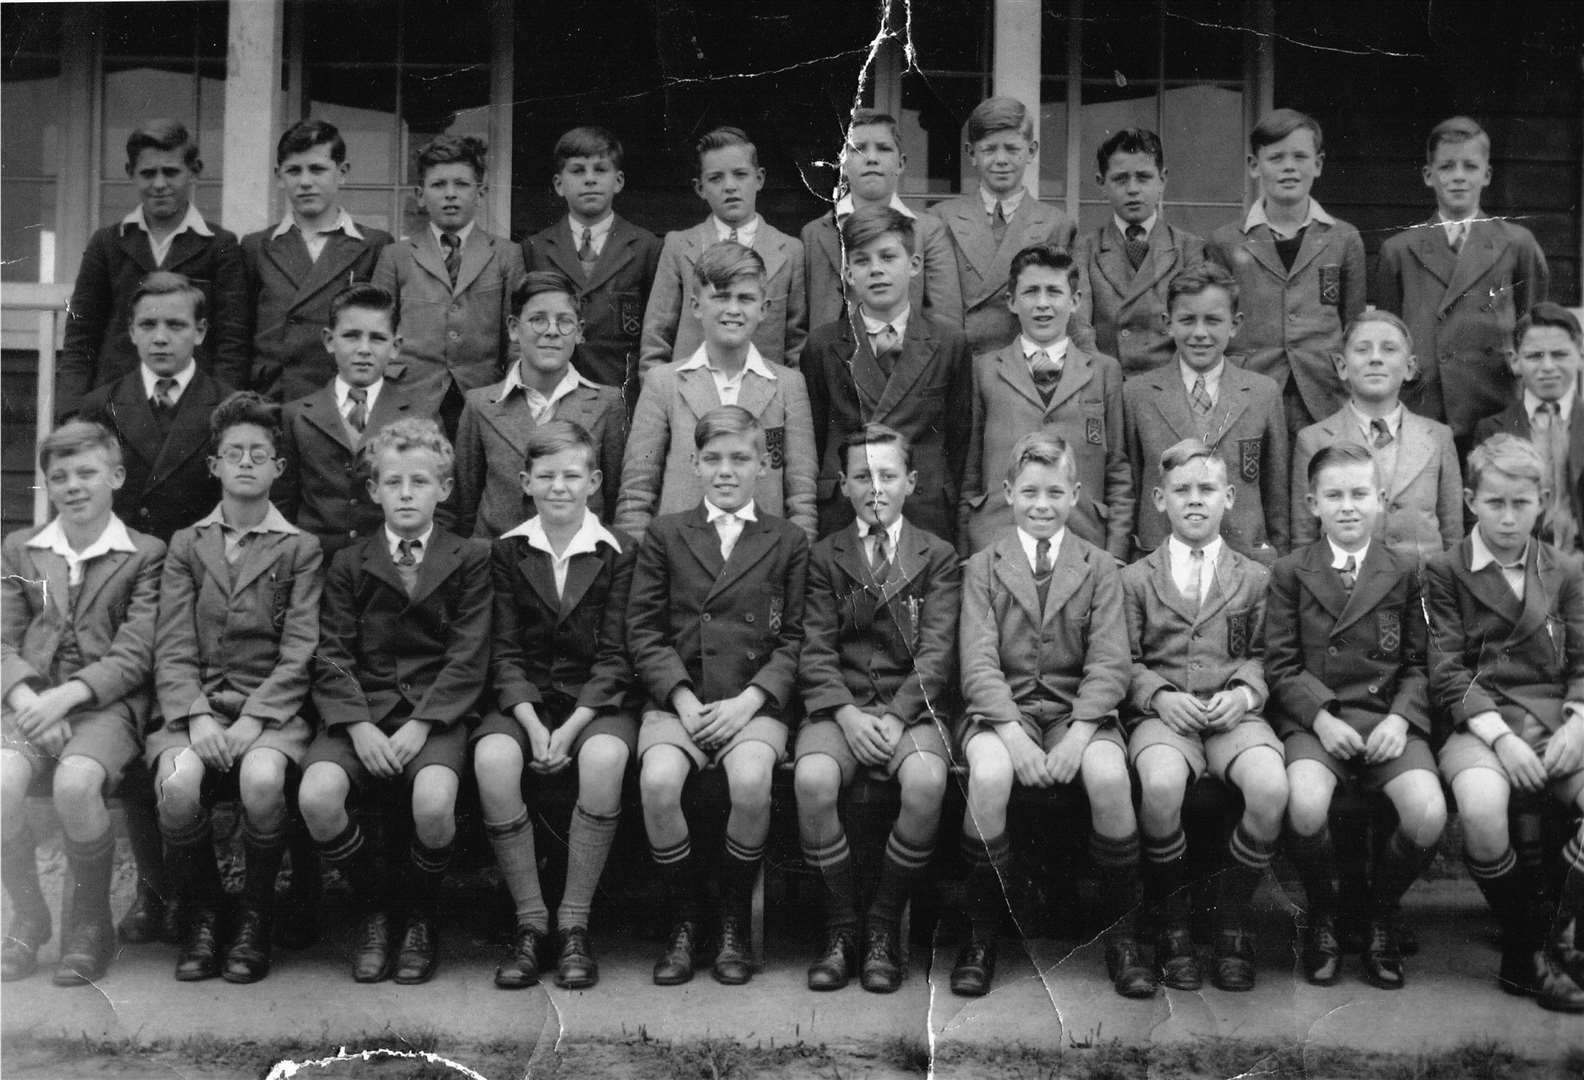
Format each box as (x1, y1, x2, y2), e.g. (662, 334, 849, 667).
(1226, 606, 1255, 657)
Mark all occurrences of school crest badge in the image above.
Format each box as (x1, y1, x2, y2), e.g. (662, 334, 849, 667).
(764, 425, 786, 470)
(768, 595, 784, 633)
(1237, 437, 1261, 484)
(618, 294, 643, 337)
(1319, 264, 1341, 307)
(1086, 416, 1104, 445)
(1377, 609, 1401, 654)
(1227, 608, 1252, 657)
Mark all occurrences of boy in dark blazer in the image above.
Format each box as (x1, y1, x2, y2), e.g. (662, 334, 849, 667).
(278, 284, 417, 559)
(1124, 263, 1288, 563)
(244, 119, 393, 403)
(933, 97, 1079, 356)
(146, 393, 322, 985)
(1376, 117, 1550, 444)
(961, 244, 1131, 560)
(1073, 128, 1205, 378)
(954, 434, 1149, 1000)
(629, 406, 809, 987)
(1267, 443, 1446, 990)
(1207, 110, 1365, 435)
(794, 424, 959, 994)
(372, 134, 527, 435)
(57, 119, 248, 419)
(1427, 434, 1584, 1013)
(524, 126, 661, 406)
(640, 127, 806, 372)
(1473, 304, 1584, 557)
(801, 205, 971, 542)
(454, 271, 626, 538)
(1, 421, 164, 986)
(803, 109, 961, 332)
(298, 418, 492, 986)
(1122, 438, 1289, 993)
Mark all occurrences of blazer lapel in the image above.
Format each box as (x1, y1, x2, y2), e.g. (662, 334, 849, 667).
(150, 382, 214, 484)
(1294, 542, 1349, 622)
(161, 230, 210, 275)
(1204, 365, 1253, 447)
(1285, 219, 1332, 280)
(117, 227, 159, 274)
(1197, 546, 1244, 626)
(1387, 411, 1437, 500)
(582, 218, 637, 295)
(752, 228, 789, 291)
(1239, 226, 1286, 281)
(842, 318, 890, 411)
(733, 368, 777, 421)
(682, 507, 726, 584)
(1454, 539, 1524, 626)
(110, 377, 165, 467)
(1129, 223, 1184, 304)
(477, 392, 532, 462)
(193, 523, 233, 593)
(709, 515, 775, 598)
(1148, 544, 1200, 624)
(991, 533, 1044, 624)
(517, 546, 562, 615)
(1440, 219, 1509, 316)
(1145, 369, 1196, 443)
(1042, 347, 1094, 416)
(831, 526, 872, 593)
(871, 317, 938, 418)
(1406, 219, 1456, 292)
(1091, 223, 1135, 305)
(675, 365, 722, 422)
(993, 342, 1047, 412)
(231, 529, 296, 594)
(33, 548, 73, 619)
(296, 232, 369, 306)
(262, 230, 315, 295)
(452, 230, 493, 296)
(539, 223, 589, 285)
(944, 200, 997, 279)
(299, 386, 356, 452)
(1514, 545, 1562, 645)
(73, 549, 131, 618)
(1039, 531, 1087, 623)
(409, 233, 452, 290)
(365, 385, 412, 443)
(1334, 542, 1394, 634)
(361, 535, 413, 602)
(812, 214, 841, 280)
(557, 550, 605, 619)
(407, 533, 461, 608)
(1568, 400, 1584, 491)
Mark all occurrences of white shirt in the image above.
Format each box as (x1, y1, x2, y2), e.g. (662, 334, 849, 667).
(568, 212, 615, 257)
(335, 376, 383, 425)
(1114, 212, 1158, 240)
(980, 184, 1027, 220)
(1179, 358, 1225, 406)
(141, 361, 197, 404)
(677, 343, 777, 407)
(1016, 526, 1064, 575)
(430, 220, 476, 253)
(121, 203, 213, 267)
(194, 503, 299, 563)
(495, 363, 597, 422)
(712, 214, 760, 248)
(834, 192, 916, 223)
(1242, 197, 1336, 240)
(1436, 211, 1479, 247)
(1021, 335, 1068, 370)
(860, 305, 911, 344)
(1469, 527, 1527, 600)
(386, 525, 433, 566)
(501, 509, 620, 598)
(858, 516, 903, 567)
(1328, 538, 1370, 572)
(271, 207, 363, 262)
(1167, 534, 1222, 606)
(1348, 401, 1403, 444)
(705, 498, 756, 559)
(27, 514, 137, 588)
(1525, 388, 1576, 432)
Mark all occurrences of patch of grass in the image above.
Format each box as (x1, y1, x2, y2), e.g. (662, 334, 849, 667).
(877, 1035, 932, 1074)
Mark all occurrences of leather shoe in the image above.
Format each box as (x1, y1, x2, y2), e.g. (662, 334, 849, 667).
(1211, 928, 1256, 992)
(807, 927, 856, 991)
(494, 924, 544, 989)
(555, 926, 599, 990)
(175, 906, 223, 982)
(1536, 948, 1584, 1014)
(1361, 920, 1404, 990)
(1155, 928, 1202, 991)
(1499, 938, 1543, 997)
(712, 915, 752, 985)
(653, 920, 700, 986)
(117, 885, 170, 945)
(1557, 919, 1584, 987)
(861, 923, 903, 994)
(1301, 915, 1342, 986)
(1106, 937, 1157, 998)
(393, 916, 438, 984)
(1, 908, 51, 982)
(222, 906, 272, 984)
(52, 918, 114, 987)
(950, 938, 996, 997)
(351, 910, 393, 983)
(1386, 907, 1419, 956)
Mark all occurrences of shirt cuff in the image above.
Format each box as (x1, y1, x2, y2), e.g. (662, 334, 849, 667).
(1466, 710, 1510, 747)
(1241, 686, 1260, 713)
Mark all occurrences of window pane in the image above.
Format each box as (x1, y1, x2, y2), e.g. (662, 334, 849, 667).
(100, 2, 227, 180)
(1, 180, 57, 283)
(899, 6, 991, 195)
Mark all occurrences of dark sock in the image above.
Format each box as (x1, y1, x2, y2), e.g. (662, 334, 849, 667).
(1556, 833, 1584, 936)
(1287, 827, 1338, 918)
(283, 793, 320, 906)
(962, 832, 1012, 942)
(1091, 830, 1142, 940)
(1217, 821, 1276, 929)
(1143, 827, 1190, 929)
(650, 835, 702, 925)
(1, 829, 47, 919)
(162, 817, 223, 911)
(316, 820, 382, 911)
(1467, 848, 1529, 948)
(121, 771, 171, 901)
(1370, 827, 1436, 918)
(868, 829, 934, 929)
(62, 830, 116, 926)
(802, 832, 858, 932)
(405, 838, 453, 919)
(719, 833, 764, 926)
(241, 822, 287, 912)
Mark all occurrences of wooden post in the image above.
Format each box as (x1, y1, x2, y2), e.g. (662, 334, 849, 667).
(992, 0, 1043, 198)
(220, 0, 285, 235)
(486, 0, 515, 233)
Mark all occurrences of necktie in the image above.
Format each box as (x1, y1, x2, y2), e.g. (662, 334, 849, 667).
(1370, 417, 1393, 449)
(870, 529, 891, 586)
(152, 376, 177, 412)
(346, 386, 368, 435)
(1191, 373, 1213, 417)
(1538, 402, 1578, 551)
(441, 231, 461, 286)
(872, 323, 900, 378)
(728, 227, 740, 245)
(1449, 221, 1466, 254)
(1034, 537, 1052, 609)
(395, 538, 420, 566)
(577, 226, 596, 275)
(1338, 554, 1357, 593)
(1124, 223, 1149, 271)
(1030, 349, 1061, 401)
(715, 513, 742, 561)
(1186, 547, 1205, 612)
(991, 201, 1008, 245)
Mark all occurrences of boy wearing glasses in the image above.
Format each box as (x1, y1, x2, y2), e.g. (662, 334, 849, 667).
(454, 271, 627, 538)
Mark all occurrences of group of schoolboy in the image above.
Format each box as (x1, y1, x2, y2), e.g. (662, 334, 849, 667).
(4, 92, 1581, 1019)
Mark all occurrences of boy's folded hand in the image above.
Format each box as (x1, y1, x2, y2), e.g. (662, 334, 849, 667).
(1363, 715, 1408, 764)
(542, 724, 577, 773)
(1202, 690, 1249, 732)
(226, 715, 266, 758)
(837, 707, 890, 766)
(695, 689, 763, 749)
(999, 724, 1053, 788)
(1314, 710, 1365, 760)
(1044, 723, 1093, 784)
(1493, 732, 1546, 794)
(189, 713, 233, 771)
(520, 713, 554, 771)
(13, 684, 76, 738)
(387, 718, 432, 768)
(1542, 717, 1584, 778)
(1152, 691, 1204, 736)
(36, 720, 69, 757)
(348, 721, 400, 778)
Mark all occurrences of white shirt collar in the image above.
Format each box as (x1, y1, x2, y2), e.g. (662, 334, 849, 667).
(1469, 527, 1527, 572)
(858, 515, 904, 552)
(677, 343, 778, 382)
(1020, 334, 1068, 362)
(141, 362, 197, 401)
(334, 376, 382, 414)
(27, 514, 137, 586)
(1168, 533, 1223, 567)
(1327, 538, 1369, 569)
(430, 220, 475, 250)
(1016, 526, 1064, 572)
(194, 502, 300, 536)
(980, 184, 1027, 217)
(386, 525, 434, 559)
(1114, 212, 1159, 239)
(834, 192, 915, 221)
(121, 203, 213, 239)
(1525, 388, 1577, 426)
(569, 212, 615, 244)
(1348, 401, 1403, 440)
(712, 214, 760, 246)
(860, 305, 910, 340)
(1179, 357, 1224, 396)
(1242, 197, 1335, 235)
(502, 508, 620, 554)
(494, 363, 596, 406)
(1436, 211, 1480, 242)
(272, 206, 363, 242)
(704, 498, 757, 524)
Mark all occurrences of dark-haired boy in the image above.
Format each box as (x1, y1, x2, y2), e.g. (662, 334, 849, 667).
(801, 205, 970, 542)
(640, 127, 806, 372)
(795, 424, 958, 993)
(58, 119, 248, 418)
(524, 126, 662, 406)
(629, 406, 808, 987)
(1267, 443, 1445, 990)
(146, 392, 322, 984)
(372, 134, 526, 435)
(2, 422, 165, 985)
(244, 119, 393, 403)
(1073, 128, 1205, 378)
(932, 97, 1078, 356)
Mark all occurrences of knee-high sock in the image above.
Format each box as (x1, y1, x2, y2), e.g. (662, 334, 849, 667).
(404, 838, 453, 919)
(1, 827, 47, 920)
(803, 830, 858, 933)
(240, 821, 287, 912)
(650, 834, 703, 925)
(1287, 827, 1338, 918)
(719, 833, 764, 926)
(1091, 830, 1142, 941)
(558, 804, 620, 932)
(316, 820, 384, 912)
(1467, 848, 1530, 948)
(62, 830, 116, 926)
(1143, 827, 1190, 930)
(961, 832, 1012, 942)
(1370, 827, 1436, 918)
(1216, 821, 1276, 930)
(162, 816, 223, 911)
(485, 809, 548, 932)
(869, 828, 934, 929)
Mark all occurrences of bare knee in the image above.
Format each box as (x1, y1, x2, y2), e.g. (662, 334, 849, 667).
(725, 754, 773, 815)
(640, 750, 688, 810)
(899, 755, 948, 819)
(53, 758, 107, 820)
(410, 769, 459, 841)
(794, 755, 841, 819)
(1390, 779, 1447, 847)
(238, 751, 288, 815)
(297, 764, 350, 831)
(473, 734, 525, 805)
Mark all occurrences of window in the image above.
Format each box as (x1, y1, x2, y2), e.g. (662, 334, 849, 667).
(2, 4, 61, 284)
(895, 6, 992, 197)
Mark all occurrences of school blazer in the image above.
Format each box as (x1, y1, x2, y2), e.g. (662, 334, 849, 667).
(490, 528, 636, 715)
(371, 227, 528, 414)
(1121, 542, 1269, 726)
(454, 375, 627, 538)
(638, 219, 807, 373)
(800, 312, 971, 542)
(961, 342, 1132, 560)
(1424, 537, 1584, 735)
(614, 358, 817, 543)
(57, 222, 249, 419)
(242, 223, 394, 403)
(525, 215, 662, 400)
(960, 530, 1130, 729)
(799, 520, 961, 728)
(626, 505, 809, 718)
(1073, 220, 1206, 377)
(0, 524, 165, 726)
(1291, 407, 1461, 560)
(1474, 399, 1584, 556)
(1207, 215, 1366, 425)
(801, 210, 962, 333)
(312, 529, 492, 731)
(277, 382, 417, 558)
(1376, 218, 1550, 437)
(932, 193, 1078, 355)
(78, 368, 231, 543)
(1123, 361, 1289, 562)
(153, 517, 322, 727)
(1265, 541, 1430, 739)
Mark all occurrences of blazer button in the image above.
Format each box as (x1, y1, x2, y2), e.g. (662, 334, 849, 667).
(1119, 329, 1131, 338)
(448, 330, 460, 340)
(746, 651, 757, 660)
(1327, 646, 1338, 655)
(701, 613, 711, 622)
(1191, 631, 1201, 640)
(400, 680, 412, 691)
(745, 614, 755, 623)
(1368, 684, 1379, 694)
